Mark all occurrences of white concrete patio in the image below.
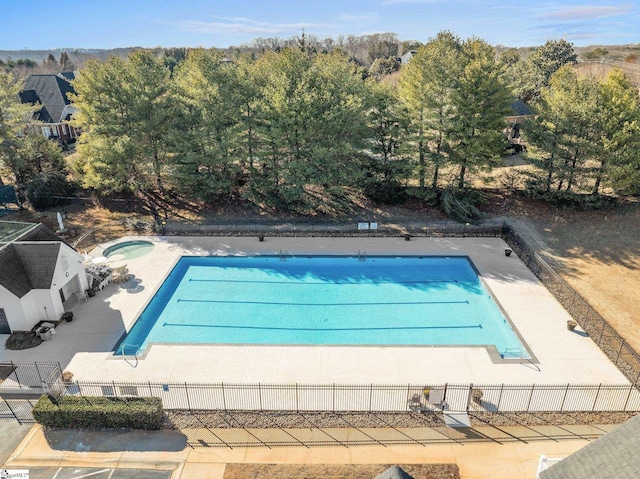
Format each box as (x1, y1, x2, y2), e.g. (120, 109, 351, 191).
(0, 236, 630, 385)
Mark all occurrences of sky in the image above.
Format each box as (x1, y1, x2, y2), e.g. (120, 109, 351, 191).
(0, 0, 638, 51)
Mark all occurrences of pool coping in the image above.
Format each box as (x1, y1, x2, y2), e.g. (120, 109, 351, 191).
(38, 235, 626, 386)
(111, 253, 537, 365)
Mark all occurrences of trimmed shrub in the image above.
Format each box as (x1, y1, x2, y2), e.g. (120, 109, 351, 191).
(32, 395, 163, 430)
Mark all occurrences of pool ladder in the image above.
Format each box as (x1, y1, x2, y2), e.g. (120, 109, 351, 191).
(358, 250, 367, 262)
(279, 249, 287, 261)
(120, 343, 140, 367)
(503, 347, 540, 371)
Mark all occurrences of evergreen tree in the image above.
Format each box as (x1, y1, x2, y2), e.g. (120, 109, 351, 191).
(59, 52, 75, 71)
(71, 51, 172, 210)
(516, 39, 577, 101)
(398, 31, 462, 190)
(524, 66, 599, 194)
(592, 68, 640, 195)
(169, 48, 242, 201)
(0, 72, 38, 183)
(447, 38, 512, 189)
(249, 48, 368, 211)
(363, 80, 410, 204)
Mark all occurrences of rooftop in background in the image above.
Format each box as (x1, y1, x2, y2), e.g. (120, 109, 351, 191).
(19, 74, 76, 124)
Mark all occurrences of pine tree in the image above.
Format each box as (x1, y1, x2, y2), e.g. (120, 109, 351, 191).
(448, 38, 512, 189)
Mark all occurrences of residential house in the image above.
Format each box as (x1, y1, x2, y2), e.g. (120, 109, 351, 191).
(19, 73, 80, 143)
(505, 98, 534, 147)
(398, 50, 416, 65)
(0, 221, 89, 334)
(537, 413, 640, 478)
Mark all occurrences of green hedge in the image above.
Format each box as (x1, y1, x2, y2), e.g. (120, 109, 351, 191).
(32, 395, 164, 429)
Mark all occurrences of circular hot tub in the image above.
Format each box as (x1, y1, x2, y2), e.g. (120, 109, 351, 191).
(103, 240, 154, 260)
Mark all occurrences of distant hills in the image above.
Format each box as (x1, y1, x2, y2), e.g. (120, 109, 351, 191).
(0, 47, 141, 63)
(2, 41, 639, 69)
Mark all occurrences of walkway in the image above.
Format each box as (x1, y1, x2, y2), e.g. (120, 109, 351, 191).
(3, 423, 614, 479)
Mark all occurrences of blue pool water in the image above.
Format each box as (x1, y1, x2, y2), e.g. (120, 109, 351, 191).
(115, 256, 528, 357)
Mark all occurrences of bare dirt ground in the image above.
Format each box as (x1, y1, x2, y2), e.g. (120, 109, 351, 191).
(487, 192, 640, 354)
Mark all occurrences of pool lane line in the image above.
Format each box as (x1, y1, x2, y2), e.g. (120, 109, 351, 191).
(161, 323, 483, 331)
(176, 299, 469, 306)
(188, 278, 460, 285)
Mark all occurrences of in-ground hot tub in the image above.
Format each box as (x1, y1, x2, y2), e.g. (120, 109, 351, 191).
(103, 240, 154, 260)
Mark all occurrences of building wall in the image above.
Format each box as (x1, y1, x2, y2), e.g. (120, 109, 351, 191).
(21, 290, 58, 326)
(0, 243, 88, 332)
(0, 285, 28, 331)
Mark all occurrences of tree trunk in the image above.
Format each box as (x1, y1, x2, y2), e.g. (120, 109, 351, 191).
(593, 157, 606, 195)
(458, 163, 466, 189)
(418, 134, 425, 190)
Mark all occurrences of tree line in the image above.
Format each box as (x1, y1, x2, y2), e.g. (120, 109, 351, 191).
(1, 32, 639, 220)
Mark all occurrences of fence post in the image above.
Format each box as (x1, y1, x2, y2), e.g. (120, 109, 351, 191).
(623, 384, 634, 411)
(11, 362, 22, 389)
(599, 319, 606, 345)
(221, 383, 227, 410)
(295, 384, 299, 412)
(616, 340, 625, 365)
(526, 384, 535, 412)
(496, 384, 504, 412)
(35, 363, 44, 384)
(592, 384, 602, 411)
(560, 384, 570, 412)
(4, 399, 20, 425)
(184, 383, 191, 410)
(258, 383, 263, 411)
(332, 384, 336, 411)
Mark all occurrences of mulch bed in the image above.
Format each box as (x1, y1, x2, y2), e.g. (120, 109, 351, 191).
(4, 331, 43, 350)
(223, 464, 459, 479)
(165, 410, 638, 430)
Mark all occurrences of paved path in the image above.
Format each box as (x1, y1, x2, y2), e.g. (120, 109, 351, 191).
(2, 424, 614, 479)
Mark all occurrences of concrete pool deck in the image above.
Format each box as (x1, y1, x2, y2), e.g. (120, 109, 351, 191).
(0, 236, 630, 385)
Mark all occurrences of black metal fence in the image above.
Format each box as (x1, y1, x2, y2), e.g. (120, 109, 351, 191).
(47, 381, 640, 413)
(0, 397, 38, 424)
(501, 222, 640, 384)
(162, 218, 505, 237)
(0, 361, 61, 391)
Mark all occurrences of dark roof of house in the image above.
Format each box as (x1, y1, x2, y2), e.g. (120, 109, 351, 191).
(373, 466, 415, 479)
(17, 223, 64, 242)
(0, 243, 60, 298)
(59, 71, 76, 81)
(539, 414, 640, 479)
(509, 99, 533, 117)
(19, 74, 75, 124)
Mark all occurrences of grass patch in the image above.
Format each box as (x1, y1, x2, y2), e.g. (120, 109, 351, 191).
(5, 332, 43, 350)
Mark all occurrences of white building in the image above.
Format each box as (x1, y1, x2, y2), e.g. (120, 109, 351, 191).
(0, 221, 89, 333)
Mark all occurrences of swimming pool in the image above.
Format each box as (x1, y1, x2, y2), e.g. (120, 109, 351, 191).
(104, 240, 154, 259)
(115, 255, 528, 357)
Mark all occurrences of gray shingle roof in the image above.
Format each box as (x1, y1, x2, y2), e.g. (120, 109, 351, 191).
(0, 243, 60, 297)
(509, 99, 533, 117)
(540, 414, 640, 479)
(373, 466, 415, 479)
(19, 74, 75, 124)
(17, 223, 64, 242)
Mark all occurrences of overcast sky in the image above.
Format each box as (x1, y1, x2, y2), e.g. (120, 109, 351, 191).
(0, 0, 638, 50)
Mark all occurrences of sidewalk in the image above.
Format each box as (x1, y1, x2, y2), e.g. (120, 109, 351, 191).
(4, 424, 609, 479)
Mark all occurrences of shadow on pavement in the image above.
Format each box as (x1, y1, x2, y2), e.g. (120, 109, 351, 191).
(43, 428, 187, 452)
